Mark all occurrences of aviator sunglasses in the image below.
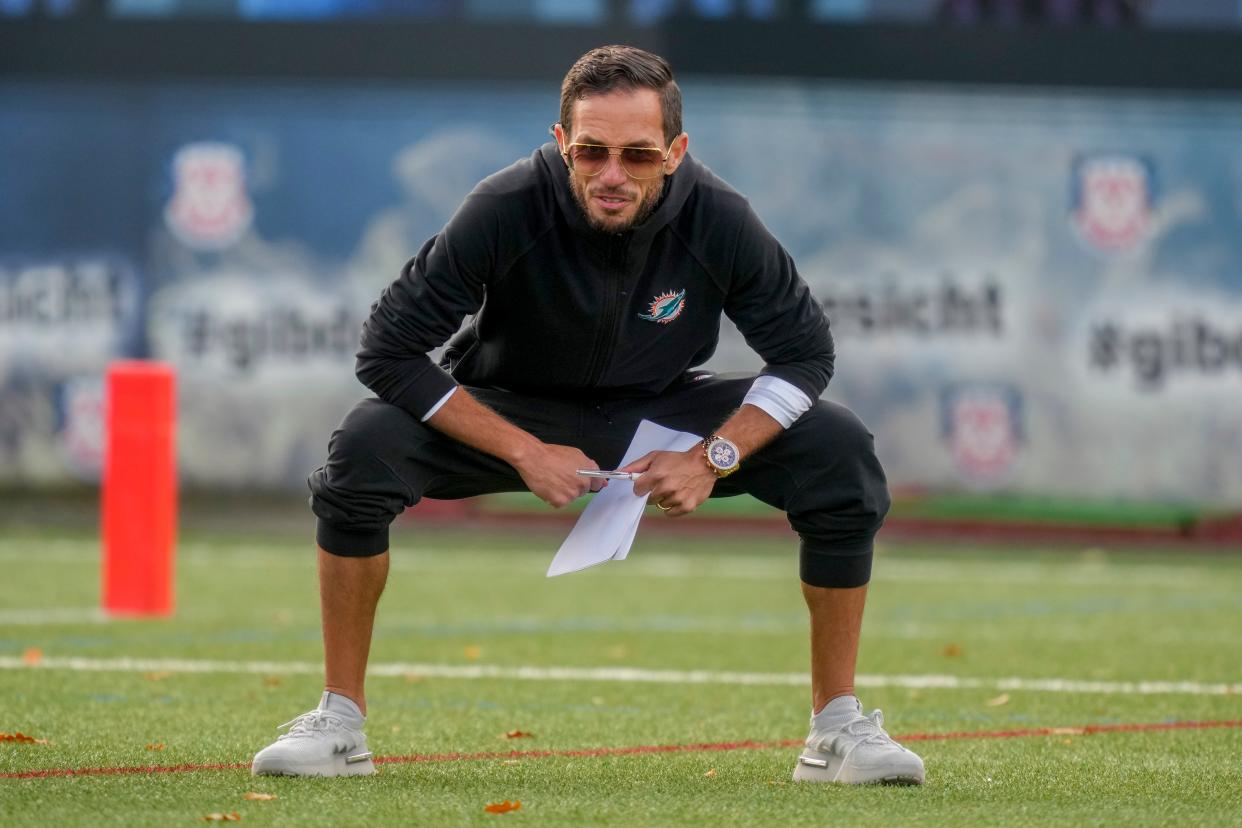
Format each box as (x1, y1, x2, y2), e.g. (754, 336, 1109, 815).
(553, 125, 675, 180)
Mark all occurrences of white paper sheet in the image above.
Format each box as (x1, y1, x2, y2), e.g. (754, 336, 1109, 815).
(546, 420, 702, 576)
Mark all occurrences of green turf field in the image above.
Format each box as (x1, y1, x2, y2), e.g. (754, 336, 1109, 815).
(2, 523, 1241, 826)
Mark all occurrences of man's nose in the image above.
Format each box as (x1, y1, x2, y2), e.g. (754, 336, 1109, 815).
(598, 152, 629, 186)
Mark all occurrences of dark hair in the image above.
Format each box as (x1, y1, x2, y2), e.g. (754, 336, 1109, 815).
(560, 45, 683, 146)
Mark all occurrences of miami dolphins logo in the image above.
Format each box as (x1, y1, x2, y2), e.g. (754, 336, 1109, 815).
(638, 289, 686, 324)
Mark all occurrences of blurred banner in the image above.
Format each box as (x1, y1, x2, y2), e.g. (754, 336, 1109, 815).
(2, 79, 1240, 503)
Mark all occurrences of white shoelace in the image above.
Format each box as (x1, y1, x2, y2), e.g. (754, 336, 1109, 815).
(850, 710, 891, 740)
(276, 709, 348, 740)
(814, 709, 897, 753)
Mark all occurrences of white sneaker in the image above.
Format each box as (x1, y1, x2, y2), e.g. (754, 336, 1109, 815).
(792, 707, 925, 785)
(251, 696, 375, 777)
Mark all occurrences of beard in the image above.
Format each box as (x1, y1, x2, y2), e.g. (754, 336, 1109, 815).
(569, 174, 666, 234)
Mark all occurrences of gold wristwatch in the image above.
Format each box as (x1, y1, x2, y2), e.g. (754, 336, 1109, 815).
(703, 435, 741, 478)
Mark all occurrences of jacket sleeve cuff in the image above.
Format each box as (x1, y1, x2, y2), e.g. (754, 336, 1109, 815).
(758, 360, 830, 405)
(420, 386, 458, 422)
(386, 361, 460, 421)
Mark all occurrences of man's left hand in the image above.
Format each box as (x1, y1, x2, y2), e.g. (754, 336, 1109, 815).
(620, 447, 716, 516)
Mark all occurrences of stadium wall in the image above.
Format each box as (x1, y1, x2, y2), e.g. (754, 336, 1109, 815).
(2, 72, 1241, 504)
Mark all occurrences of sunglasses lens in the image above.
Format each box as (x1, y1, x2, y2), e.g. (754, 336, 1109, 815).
(620, 148, 664, 178)
(569, 145, 609, 174)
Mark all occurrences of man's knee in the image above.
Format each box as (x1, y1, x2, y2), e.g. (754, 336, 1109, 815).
(794, 401, 889, 511)
(328, 398, 425, 468)
(785, 401, 891, 588)
(310, 399, 426, 559)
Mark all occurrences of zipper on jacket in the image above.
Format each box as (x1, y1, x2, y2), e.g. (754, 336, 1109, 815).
(584, 236, 627, 387)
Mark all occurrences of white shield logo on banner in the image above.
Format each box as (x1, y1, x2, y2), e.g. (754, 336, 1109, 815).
(941, 384, 1023, 485)
(1071, 155, 1153, 253)
(164, 142, 254, 251)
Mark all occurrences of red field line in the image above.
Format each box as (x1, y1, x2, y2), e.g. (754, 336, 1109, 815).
(4, 719, 1239, 781)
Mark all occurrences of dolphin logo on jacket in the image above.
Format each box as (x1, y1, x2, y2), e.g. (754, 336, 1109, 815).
(638, 289, 686, 324)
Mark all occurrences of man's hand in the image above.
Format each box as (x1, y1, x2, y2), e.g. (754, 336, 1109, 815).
(425, 389, 604, 509)
(621, 447, 716, 516)
(512, 442, 605, 508)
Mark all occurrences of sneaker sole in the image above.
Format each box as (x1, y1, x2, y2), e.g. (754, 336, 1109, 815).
(251, 754, 376, 778)
(792, 753, 925, 785)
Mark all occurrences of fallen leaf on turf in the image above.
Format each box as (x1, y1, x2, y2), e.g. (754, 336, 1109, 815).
(484, 800, 521, 814)
(404, 673, 424, 683)
(0, 732, 48, 744)
(144, 671, 172, 682)
(243, 792, 278, 801)
(504, 730, 534, 739)
(146, 743, 166, 751)
(463, 645, 482, 661)
(22, 647, 43, 665)
(262, 676, 282, 687)
(941, 643, 962, 658)
(201, 813, 241, 822)
(703, 768, 716, 778)
(985, 693, 1010, 707)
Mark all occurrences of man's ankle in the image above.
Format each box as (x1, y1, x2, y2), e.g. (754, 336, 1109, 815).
(811, 694, 861, 730)
(321, 689, 366, 721)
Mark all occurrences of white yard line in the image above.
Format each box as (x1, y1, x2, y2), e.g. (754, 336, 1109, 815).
(0, 654, 1238, 696)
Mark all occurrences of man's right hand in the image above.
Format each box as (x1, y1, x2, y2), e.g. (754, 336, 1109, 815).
(513, 442, 604, 508)
(424, 388, 602, 508)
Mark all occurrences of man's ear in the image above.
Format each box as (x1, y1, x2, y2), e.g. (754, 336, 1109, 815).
(664, 133, 690, 174)
(552, 123, 569, 165)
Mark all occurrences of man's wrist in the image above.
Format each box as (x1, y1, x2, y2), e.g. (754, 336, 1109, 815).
(503, 433, 545, 469)
(683, 445, 718, 478)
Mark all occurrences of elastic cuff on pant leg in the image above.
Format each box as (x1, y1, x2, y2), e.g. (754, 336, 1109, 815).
(316, 519, 389, 557)
(799, 541, 873, 588)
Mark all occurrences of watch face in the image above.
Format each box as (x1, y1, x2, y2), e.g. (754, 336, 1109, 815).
(709, 439, 739, 470)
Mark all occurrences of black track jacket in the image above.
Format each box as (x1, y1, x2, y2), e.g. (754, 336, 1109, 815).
(356, 142, 835, 419)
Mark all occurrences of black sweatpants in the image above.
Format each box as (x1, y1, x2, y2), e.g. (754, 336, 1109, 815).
(308, 375, 890, 588)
